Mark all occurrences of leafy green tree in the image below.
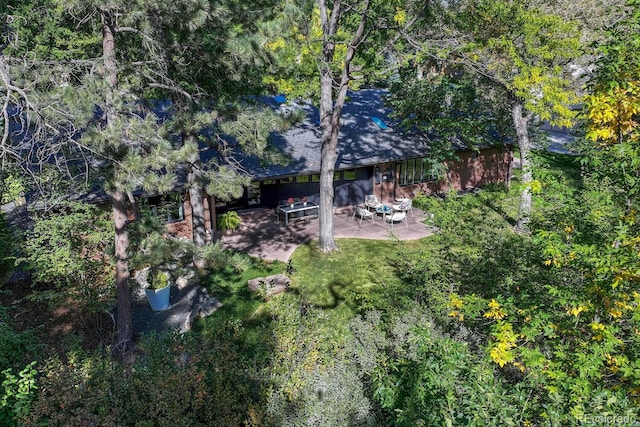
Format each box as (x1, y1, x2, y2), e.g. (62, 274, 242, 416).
(396, 0, 581, 231)
(265, 0, 401, 252)
(315, 0, 373, 252)
(400, 183, 640, 424)
(529, 2, 640, 410)
(454, 0, 581, 231)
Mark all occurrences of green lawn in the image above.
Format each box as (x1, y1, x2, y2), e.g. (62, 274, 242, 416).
(197, 185, 519, 351)
(29, 153, 639, 425)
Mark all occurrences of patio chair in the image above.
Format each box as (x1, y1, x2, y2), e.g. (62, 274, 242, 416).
(385, 211, 407, 230)
(274, 200, 289, 222)
(392, 198, 413, 216)
(364, 194, 383, 211)
(352, 205, 375, 225)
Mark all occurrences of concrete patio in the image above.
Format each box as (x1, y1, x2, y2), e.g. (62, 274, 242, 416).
(219, 205, 437, 262)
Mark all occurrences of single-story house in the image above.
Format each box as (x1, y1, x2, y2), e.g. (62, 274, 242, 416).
(163, 88, 513, 239)
(9, 88, 512, 240)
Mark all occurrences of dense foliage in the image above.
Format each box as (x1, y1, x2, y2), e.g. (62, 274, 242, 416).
(19, 202, 114, 311)
(0, 307, 39, 426)
(2, 0, 640, 425)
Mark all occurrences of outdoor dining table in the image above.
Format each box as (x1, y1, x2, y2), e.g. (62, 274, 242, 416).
(375, 204, 393, 220)
(278, 201, 319, 225)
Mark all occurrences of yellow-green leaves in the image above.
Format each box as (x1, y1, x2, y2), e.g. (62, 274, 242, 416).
(585, 82, 640, 145)
(484, 299, 508, 320)
(393, 8, 406, 26)
(489, 321, 517, 368)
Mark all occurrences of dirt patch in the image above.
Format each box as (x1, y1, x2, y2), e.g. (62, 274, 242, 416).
(0, 279, 115, 355)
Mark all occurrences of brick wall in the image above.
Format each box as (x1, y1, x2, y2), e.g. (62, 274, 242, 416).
(374, 146, 512, 200)
(163, 191, 214, 241)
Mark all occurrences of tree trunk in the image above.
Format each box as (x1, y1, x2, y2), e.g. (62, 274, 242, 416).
(318, 58, 339, 253)
(316, 0, 369, 253)
(512, 101, 532, 233)
(112, 191, 133, 354)
(185, 131, 207, 269)
(103, 12, 133, 353)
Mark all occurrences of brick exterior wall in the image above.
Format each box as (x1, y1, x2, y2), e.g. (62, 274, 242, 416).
(375, 146, 512, 202)
(162, 191, 214, 241)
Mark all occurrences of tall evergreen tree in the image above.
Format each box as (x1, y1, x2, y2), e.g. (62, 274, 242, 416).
(116, 0, 282, 274)
(4, 0, 287, 351)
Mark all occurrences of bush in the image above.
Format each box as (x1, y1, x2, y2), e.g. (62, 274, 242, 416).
(0, 307, 40, 426)
(25, 332, 268, 426)
(0, 214, 16, 285)
(216, 211, 241, 232)
(19, 202, 114, 312)
(351, 308, 528, 426)
(1, 362, 37, 426)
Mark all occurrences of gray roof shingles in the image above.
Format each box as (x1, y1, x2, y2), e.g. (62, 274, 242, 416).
(243, 88, 431, 180)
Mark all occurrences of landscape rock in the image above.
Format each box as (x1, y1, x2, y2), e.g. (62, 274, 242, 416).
(247, 274, 291, 299)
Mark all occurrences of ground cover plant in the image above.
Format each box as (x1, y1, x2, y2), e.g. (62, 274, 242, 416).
(4, 153, 639, 425)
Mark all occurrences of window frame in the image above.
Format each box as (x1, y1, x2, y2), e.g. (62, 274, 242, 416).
(399, 158, 437, 186)
(146, 193, 185, 223)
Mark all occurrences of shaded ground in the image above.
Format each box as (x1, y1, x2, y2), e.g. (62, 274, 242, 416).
(131, 282, 221, 336)
(1, 277, 222, 352)
(220, 205, 436, 262)
(0, 278, 115, 354)
(1, 205, 433, 350)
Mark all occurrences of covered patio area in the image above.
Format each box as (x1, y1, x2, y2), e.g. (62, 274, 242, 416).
(219, 205, 437, 262)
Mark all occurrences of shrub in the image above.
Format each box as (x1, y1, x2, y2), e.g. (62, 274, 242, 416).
(25, 332, 268, 426)
(352, 307, 528, 426)
(216, 211, 241, 232)
(0, 307, 40, 426)
(0, 362, 37, 426)
(19, 202, 114, 312)
(0, 213, 16, 285)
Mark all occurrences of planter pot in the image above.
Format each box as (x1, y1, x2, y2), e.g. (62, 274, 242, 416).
(303, 202, 307, 206)
(290, 204, 294, 208)
(145, 285, 171, 311)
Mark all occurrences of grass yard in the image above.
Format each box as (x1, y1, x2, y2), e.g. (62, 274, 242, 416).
(289, 240, 403, 310)
(24, 151, 639, 425)
(196, 183, 520, 354)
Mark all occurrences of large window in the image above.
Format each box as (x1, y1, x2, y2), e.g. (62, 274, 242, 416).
(399, 158, 437, 186)
(146, 194, 185, 223)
